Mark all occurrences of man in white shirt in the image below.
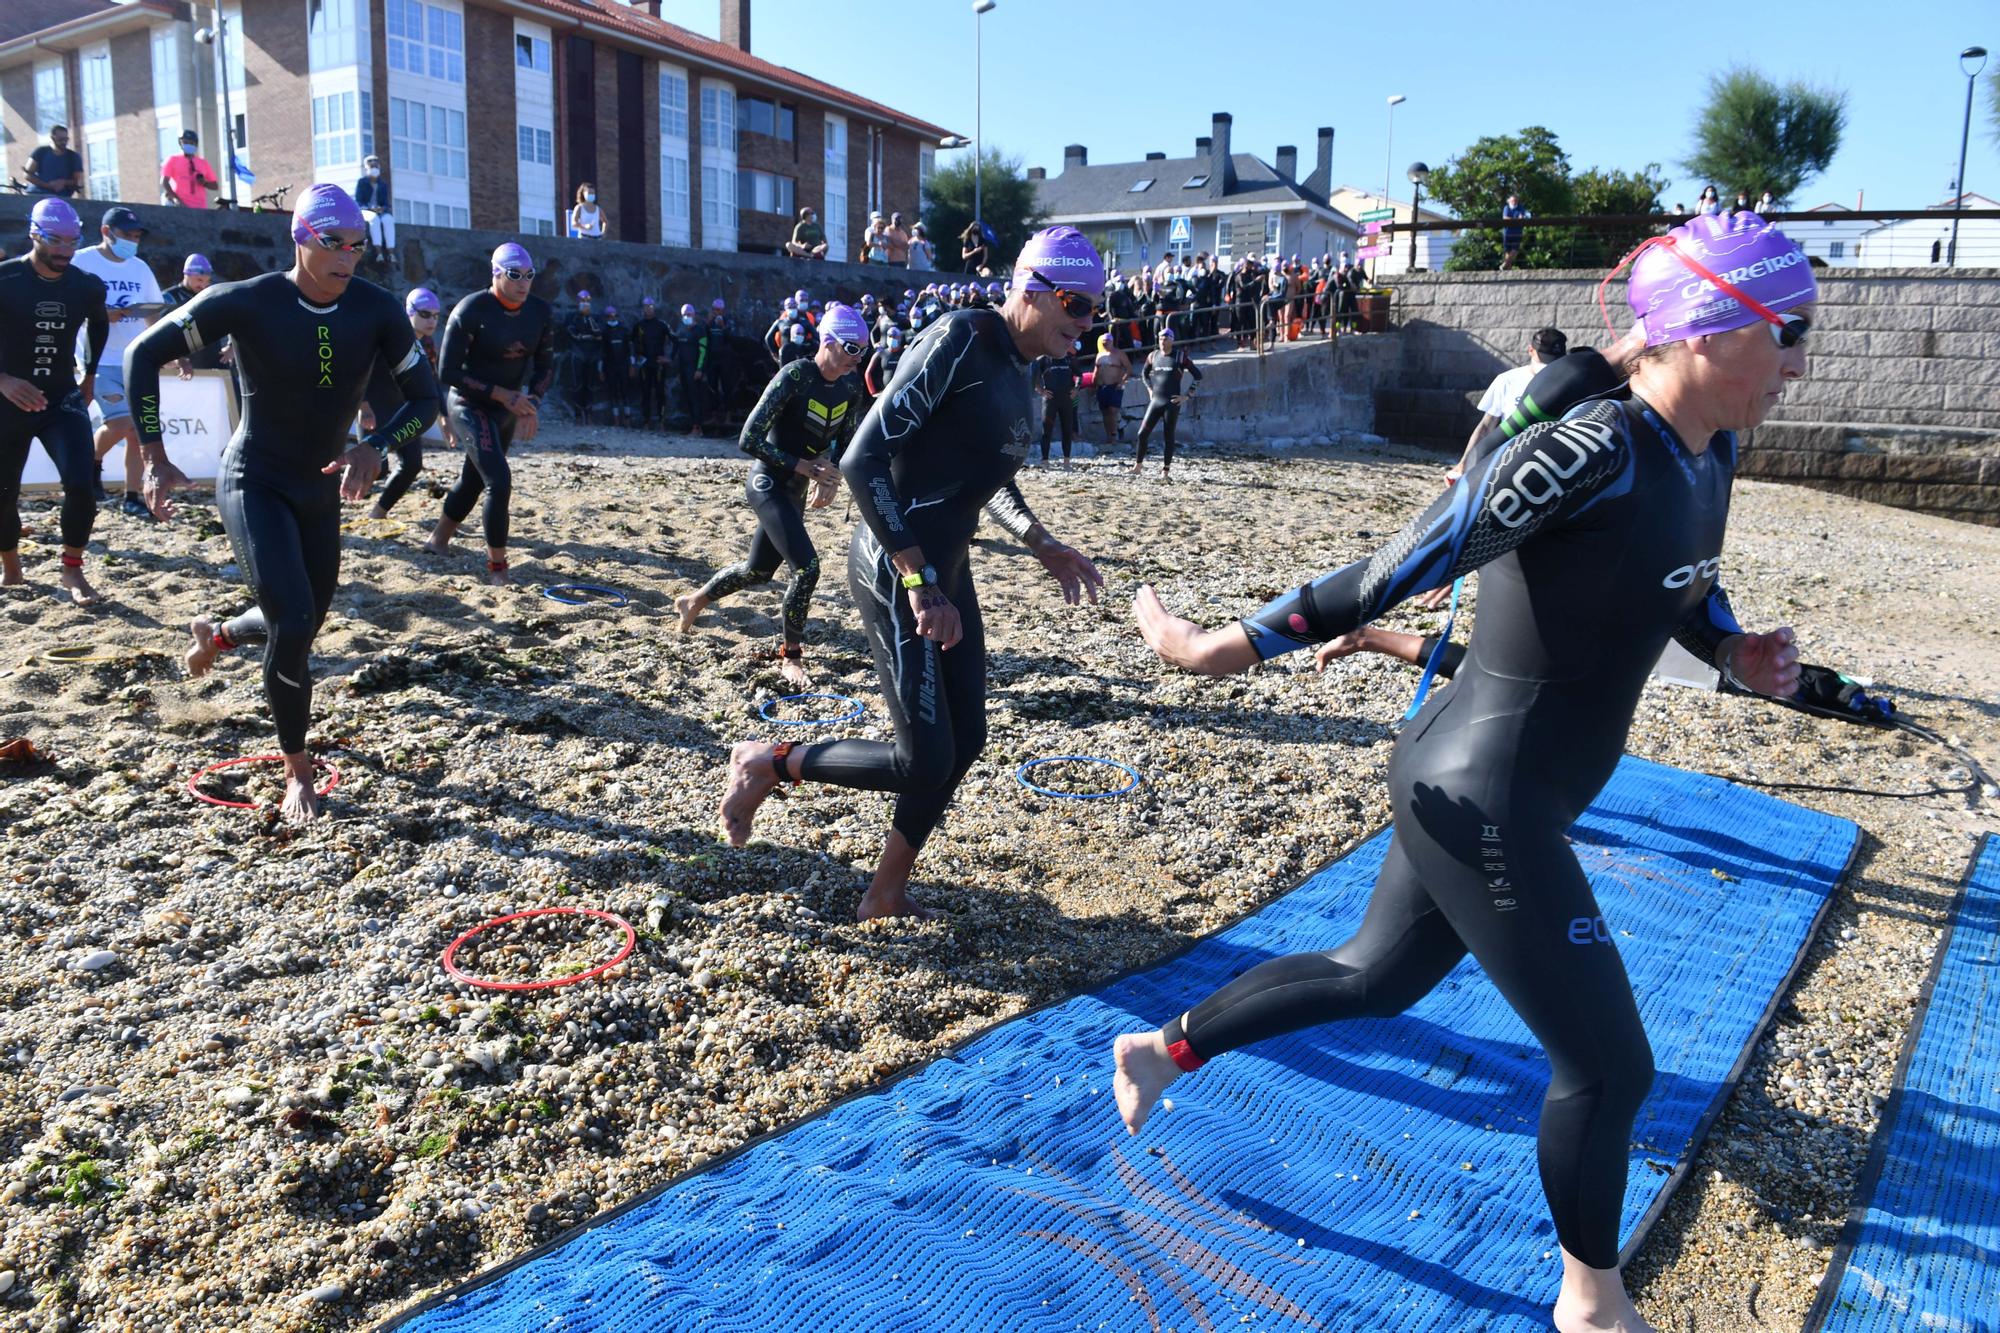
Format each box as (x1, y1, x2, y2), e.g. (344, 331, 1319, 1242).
(1448, 326, 1568, 481)
(71, 207, 164, 518)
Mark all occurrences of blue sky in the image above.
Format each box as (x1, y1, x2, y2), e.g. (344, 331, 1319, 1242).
(697, 0, 1997, 212)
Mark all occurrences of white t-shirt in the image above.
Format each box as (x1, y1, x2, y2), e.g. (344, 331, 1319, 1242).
(1477, 363, 1537, 423)
(71, 246, 164, 365)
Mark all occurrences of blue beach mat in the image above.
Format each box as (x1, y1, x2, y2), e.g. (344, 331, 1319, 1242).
(1805, 833, 2000, 1333)
(386, 757, 1857, 1333)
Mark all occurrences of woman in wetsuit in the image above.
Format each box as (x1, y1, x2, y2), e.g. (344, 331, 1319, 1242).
(1132, 328, 1201, 480)
(714, 227, 1108, 922)
(360, 286, 451, 521)
(674, 303, 870, 689)
(1111, 212, 1817, 1333)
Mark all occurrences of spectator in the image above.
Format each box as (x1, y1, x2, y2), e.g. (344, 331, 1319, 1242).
(72, 207, 163, 517)
(1499, 193, 1529, 270)
(1728, 190, 1751, 217)
(1260, 262, 1289, 348)
(355, 154, 397, 263)
(960, 219, 990, 276)
(569, 184, 606, 239)
(786, 206, 827, 259)
(1671, 202, 1687, 218)
(23, 126, 82, 198)
(907, 222, 936, 271)
(160, 130, 218, 209)
(863, 212, 890, 263)
(1450, 326, 1568, 480)
(1696, 185, 1721, 217)
(884, 212, 912, 265)
(1756, 190, 1776, 215)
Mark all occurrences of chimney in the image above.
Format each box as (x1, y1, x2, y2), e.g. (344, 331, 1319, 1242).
(1304, 127, 1334, 196)
(1144, 151, 1165, 161)
(1208, 112, 1234, 201)
(719, 0, 749, 51)
(1026, 166, 1046, 181)
(1274, 145, 1297, 182)
(1196, 135, 1211, 156)
(631, 0, 661, 15)
(1062, 144, 1087, 171)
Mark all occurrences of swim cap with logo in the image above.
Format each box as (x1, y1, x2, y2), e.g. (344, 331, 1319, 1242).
(28, 197, 82, 240)
(1014, 225, 1106, 296)
(405, 287, 442, 314)
(680, 303, 697, 317)
(491, 242, 535, 276)
(183, 253, 213, 275)
(291, 183, 365, 246)
(1624, 212, 1816, 347)
(819, 302, 870, 348)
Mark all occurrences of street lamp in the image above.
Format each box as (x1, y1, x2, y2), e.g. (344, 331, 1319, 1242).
(1950, 45, 1988, 266)
(193, 9, 240, 206)
(1406, 162, 1431, 270)
(1379, 95, 1405, 280)
(973, 0, 995, 237)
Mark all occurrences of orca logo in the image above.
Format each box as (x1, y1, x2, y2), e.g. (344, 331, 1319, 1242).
(750, 472, 775, 492)
(1662, 556, 1722, 589)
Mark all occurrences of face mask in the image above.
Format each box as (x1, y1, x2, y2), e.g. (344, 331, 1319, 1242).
(182, 146, 195, 157)
(109, 237, 139, 260)
(681, 316, 694, 326)
(368, 167, 381, 178)
(584, 192, 596, 203)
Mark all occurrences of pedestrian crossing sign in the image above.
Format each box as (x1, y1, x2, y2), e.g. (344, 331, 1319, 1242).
(1168, 215, 1191, 245)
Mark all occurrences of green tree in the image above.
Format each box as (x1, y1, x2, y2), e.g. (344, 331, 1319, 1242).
(1568, 163, 1670, 268)
(1988, 68, 1999, 145)
(1682, 66, 1845, 205)
(919, 149, 1047, 275)
(1424, 127, 1574, 271)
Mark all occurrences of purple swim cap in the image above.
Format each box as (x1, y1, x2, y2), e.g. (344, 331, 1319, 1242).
(793, 288, 810, 304)
(680, 303, 697, 316)
(576, 290, 593, 302)
(819, 302, 870, 348)
(490, 242, 535, 276)
(183, 253, 213, 275)
(27, 197, 81, 239)
(405, 286, 442, 314)
(291, 182, 365, 246)
(710, 298, 727, 311)
(1622, 212, 1817, 347)
(1014, 225, 1106, 296)
(985, 282, 1003, 297)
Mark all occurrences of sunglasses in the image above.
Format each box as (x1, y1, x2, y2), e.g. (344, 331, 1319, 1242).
(299, 217, 368, 255)
(496, 267, 535, 281)
(1029, 270, 1097, 320)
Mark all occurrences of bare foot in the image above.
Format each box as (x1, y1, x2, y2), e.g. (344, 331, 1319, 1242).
(717, 740, 780, 847)
(365, 505, 390, 521)
(674, 591, 705, 634)
(1112, 1030, 1184, 1136)
(185, 617, 223, 678)
(482, 565, 511, 587)
(854, 887, 940, 922)
(421, 538, 452, 558)
(1553, 1289, 1654, 1333)
(58, 565, 101, 607)
(777, 654, 810, 690)
(279, 771, 323, 826)
(0, 569, 23, 589)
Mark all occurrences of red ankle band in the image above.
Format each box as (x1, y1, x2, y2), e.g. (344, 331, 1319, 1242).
(213, 626, 236, 650)
(777, 643, 802, 660)
(60, 554, 84, 569)
(488, 559, 509, 572)
(1166, 1038, 1206, 1073)
(770, 740, 799, 787)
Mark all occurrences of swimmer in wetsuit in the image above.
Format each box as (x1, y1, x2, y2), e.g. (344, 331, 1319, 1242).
(1031, 343, 1081, 467)
(1112, 211, 1818, 1333)
(1132, 327, 1201, 479)
(423, 243, 556, 584)
(673, 302, 870, 690)
(358, 285, 451, 520)
(127, 183, 439, 823)
(0, 198, 109, 606)
(715, 226, 1109, 921)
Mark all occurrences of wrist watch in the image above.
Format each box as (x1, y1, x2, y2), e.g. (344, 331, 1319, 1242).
(899, 564, 939, 591)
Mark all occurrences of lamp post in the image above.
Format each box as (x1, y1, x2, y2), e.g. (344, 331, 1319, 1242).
(973, 0, 995, 235)
(1406, 162, 1430, 271)
(194, 8, 239, 206)
(1379, 94, 1404, 281)
(1950, 45, 1988, 267)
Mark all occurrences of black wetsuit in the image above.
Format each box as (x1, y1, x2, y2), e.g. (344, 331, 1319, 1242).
(601, 316, 633, 423)
(162, 282, 229, 370)
(792, 309, 1045, 849)
(633, 314, 671, 426)
(0, 256, 108, 555)
(563, 311, 604, 422)
(862, 344, 901, 399)
(1032, 353, 1079, 462)
(437, 290, 556, 554)
(669, 319, 705, 428)
(126, 272, 438, 753)
(1134, 347, 1201, 469)
(697, 358, 866, 648)
(699, 316, 742, 423)
(1164, 395, 1743, 1272)
(360, 332, 439, 513)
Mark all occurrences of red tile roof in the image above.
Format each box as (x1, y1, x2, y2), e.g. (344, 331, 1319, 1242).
(521, 0, 954, 139)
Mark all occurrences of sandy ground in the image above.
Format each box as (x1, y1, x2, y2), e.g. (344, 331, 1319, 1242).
(0, 420, 1994, 1332)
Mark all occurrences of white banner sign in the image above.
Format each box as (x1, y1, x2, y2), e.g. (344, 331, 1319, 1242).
(28, 370, 237, 487)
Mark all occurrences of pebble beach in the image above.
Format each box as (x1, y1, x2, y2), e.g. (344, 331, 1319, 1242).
(1, 423, 1994, 1332)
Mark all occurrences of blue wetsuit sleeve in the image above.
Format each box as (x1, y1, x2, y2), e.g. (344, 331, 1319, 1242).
(1670, 583, 1743, 669)
(1467, 348, 1626, 468)
(126, 282, 235, 448)
(840, 314, 980, 550)
(1241, 405, 1637, 660)
(366, 310, 439, 453)
(739, 363, 807, 470)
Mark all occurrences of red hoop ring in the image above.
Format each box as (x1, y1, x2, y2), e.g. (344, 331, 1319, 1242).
(440, 906, 637, 992)
(186, 754, 341, 810)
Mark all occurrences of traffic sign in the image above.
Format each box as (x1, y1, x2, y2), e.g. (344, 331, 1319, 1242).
(1168, 215, 1192, 245)
(1363, 221, 1383, 236)
(1356, 244, 1388, 259)
(1140, 243, 1150, 264)
(1359, 207, 1396, 222)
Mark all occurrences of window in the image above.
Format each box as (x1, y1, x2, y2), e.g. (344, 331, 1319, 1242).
(779, 105, 795, 141)
(661, 154, 689, 224)
(79, 50, 113, 126)
(919, 143, 935, 208)
(823, 115, 847, 260)
(520, 214, 556, 236)
(33, 63, 66, 134)
(390, 97, 465, 179)
(1215, 218, 1233, 260)
(738, 97, 794, 143)
(1828, 240, 1845, 259)
(1128, 178, 1155, 193)
(401, 199, 467, 229)
(387, 0, 462, 83)
(516, 125, 552, 165)
(699, 85, 735, 149)
(84, 136, 117, 200)
(1263, 213, 1280, 255)
(1107, 227, 1135, 269)
(659, 69, 688, 140)
(514, 33, 549, 72)
(738, 169, 794, 216)
(701, 165, 738, 230)
(312, 92, 362, 169)
(308, 0, 357, 68)
(359, 90, 374, 157)
(1182, 174, 1209, 189)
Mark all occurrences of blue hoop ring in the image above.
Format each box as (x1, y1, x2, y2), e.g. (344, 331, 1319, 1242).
(541, 584, 630, 607)
(1015, 755, 1142, 799)
(758, 692, 866, 726)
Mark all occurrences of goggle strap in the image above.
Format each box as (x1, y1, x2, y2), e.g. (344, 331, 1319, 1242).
(1598, 233, 1791, 339)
